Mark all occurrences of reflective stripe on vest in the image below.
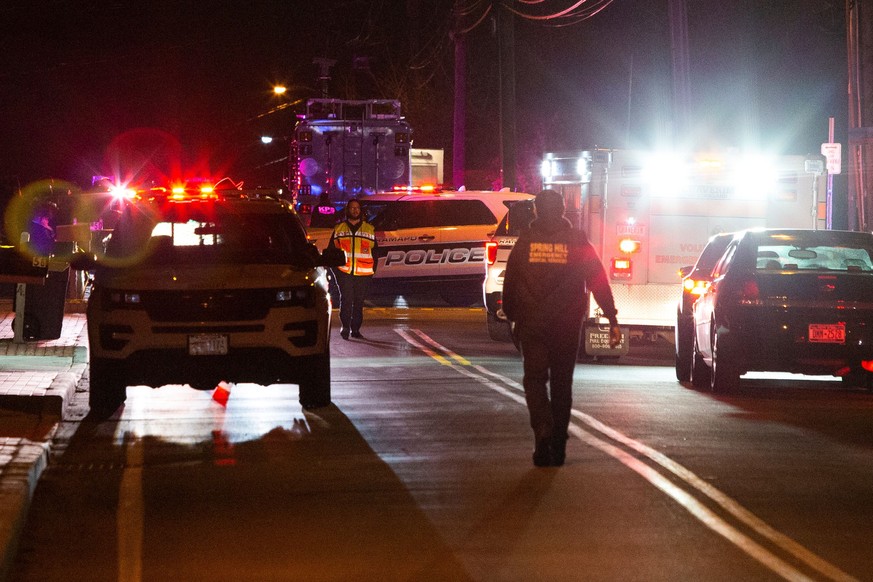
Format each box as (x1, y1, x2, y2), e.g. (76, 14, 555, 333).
(333, 222, 376, 276)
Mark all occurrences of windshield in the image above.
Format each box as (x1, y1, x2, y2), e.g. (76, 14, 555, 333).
(103, 203, 314, 267)
(755, 243, 873, 272)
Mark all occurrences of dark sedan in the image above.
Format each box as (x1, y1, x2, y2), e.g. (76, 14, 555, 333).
(691, 228, 873, 392)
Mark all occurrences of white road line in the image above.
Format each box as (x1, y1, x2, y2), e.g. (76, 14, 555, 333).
(399, 328, 857, 582)
(118, 432, 144, 582)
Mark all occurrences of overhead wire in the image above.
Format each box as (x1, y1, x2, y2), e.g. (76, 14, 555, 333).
(454, 0, 615, 34)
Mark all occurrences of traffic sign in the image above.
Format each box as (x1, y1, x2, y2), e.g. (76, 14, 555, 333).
(821, 142, 841, 174)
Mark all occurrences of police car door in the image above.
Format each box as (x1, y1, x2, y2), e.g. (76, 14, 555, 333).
(433, 199, 495, 278)
(372, 200, 444, 280)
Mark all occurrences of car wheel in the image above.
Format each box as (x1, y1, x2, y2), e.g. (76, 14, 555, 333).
(675, 313, 693, 382)
(710, 326, 740, 393)
(88, 358, 127, 415)
(690, 332, 710, 389)
(486, 311, 513, 342)
(440, 290, 480, 307)
(841, 369, 873, 391)
(299, 353, 331, 409)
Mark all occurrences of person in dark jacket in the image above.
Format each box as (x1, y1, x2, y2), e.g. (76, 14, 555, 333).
(502, 189, 621, 467)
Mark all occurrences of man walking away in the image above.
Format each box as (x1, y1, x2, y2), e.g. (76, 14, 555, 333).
(328, 198, 377, 339)
(502, 189, 621, 467)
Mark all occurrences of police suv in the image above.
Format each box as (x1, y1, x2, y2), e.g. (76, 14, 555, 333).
(483, 199, 535, 340)
(308, 188, 535, 306)
(72, 183, 343, 413)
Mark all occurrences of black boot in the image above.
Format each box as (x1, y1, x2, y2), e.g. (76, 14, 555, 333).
(532, 440, 552, 467)
(551, 434, 567, 467)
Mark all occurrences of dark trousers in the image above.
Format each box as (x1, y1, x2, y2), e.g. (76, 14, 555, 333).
(518, 324, 582, 444)
(334, 270, 372, 333)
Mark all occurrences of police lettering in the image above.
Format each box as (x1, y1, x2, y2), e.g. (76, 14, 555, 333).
(383, 247, 486, 266)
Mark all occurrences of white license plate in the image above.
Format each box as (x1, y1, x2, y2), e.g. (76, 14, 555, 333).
(188, 334, 229, 355)
(808, 323, 845, 344)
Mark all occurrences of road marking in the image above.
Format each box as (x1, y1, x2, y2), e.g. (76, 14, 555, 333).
(118, 432, 144, 582)
(398, 328, 858, 582)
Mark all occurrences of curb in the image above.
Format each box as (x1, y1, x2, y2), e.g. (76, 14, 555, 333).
(0, 361, 87, 420)
(0, 431, 55, 582)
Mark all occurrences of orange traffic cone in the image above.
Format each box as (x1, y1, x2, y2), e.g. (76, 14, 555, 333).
(212, 381, 231, 407)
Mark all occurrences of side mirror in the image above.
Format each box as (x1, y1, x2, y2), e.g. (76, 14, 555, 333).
(320, 246, 346, 268)
(69, 251, 98, 271)
(678, 265, 693, 278)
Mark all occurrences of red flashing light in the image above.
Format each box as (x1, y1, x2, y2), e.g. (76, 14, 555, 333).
(611, 257, 632, 279)
(485, 241, 498, 265)
(392, 185, 443, 194)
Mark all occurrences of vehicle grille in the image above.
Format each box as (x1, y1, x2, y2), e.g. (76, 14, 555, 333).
(140, 289, 278, 322)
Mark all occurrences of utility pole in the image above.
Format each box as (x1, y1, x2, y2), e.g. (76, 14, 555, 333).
(497, 3, 517, 190)
(847, 0, 873, 230)
(668, 0, 691, 141)
(313, 58, 336, 99)
(452, 0, 466, 189)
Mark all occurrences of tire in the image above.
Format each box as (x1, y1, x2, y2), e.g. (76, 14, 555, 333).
(710, 326, 740, 393)
(841, 369, 873, 392)
(88, 358, 127, 415)
(690, 333, 710, 389)
(440, 290, 480, 308)
(299, 353, 331, 409)
(675, 313, 693, 382)
(486, 311, 513, 342)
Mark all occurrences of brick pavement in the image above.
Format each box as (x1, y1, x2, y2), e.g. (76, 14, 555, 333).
(0, 304, 90, 580)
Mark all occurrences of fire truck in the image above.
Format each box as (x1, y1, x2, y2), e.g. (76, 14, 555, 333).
(289, 99, 413, 209)
(541, 148, 827, 338)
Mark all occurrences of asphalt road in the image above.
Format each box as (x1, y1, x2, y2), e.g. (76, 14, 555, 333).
(8, 307, 873, 581)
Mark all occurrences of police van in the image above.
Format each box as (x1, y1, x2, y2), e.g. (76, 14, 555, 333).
(308, 188, 534, 306)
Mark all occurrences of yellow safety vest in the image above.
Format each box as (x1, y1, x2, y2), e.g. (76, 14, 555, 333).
(332, 221, 376, 276)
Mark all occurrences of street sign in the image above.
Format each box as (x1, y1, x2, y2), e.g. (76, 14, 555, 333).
(821, 142, 841, 174)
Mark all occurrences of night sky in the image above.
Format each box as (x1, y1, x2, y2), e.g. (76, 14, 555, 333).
(0, 0, 847, 196)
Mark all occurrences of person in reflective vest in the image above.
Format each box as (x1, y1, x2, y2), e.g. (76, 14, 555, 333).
(328, 198, 377, 339)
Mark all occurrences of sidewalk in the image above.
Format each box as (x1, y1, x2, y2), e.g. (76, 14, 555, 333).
(0, 302, 90, 581)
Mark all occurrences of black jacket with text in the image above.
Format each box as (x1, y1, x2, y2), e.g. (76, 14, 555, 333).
(502, 216, 617, 334)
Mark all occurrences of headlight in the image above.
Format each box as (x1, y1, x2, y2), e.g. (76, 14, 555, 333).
(275, 286, 315, 307)
(103, 291, 144, 309)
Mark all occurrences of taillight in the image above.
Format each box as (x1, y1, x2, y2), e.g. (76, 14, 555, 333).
(683, 278, 710, 296)
(485, 241, 498, 265)
(739, 278, 760, 303)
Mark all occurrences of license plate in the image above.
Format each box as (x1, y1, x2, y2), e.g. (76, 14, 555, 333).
(808, 323, 845, 344)
(188, 334, 229, 355)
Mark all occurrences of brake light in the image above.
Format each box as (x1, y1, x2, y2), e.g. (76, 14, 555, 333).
(683, 278, 710, 296)
(485, 241, 498, 265)
(739, 278, 760, 303)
